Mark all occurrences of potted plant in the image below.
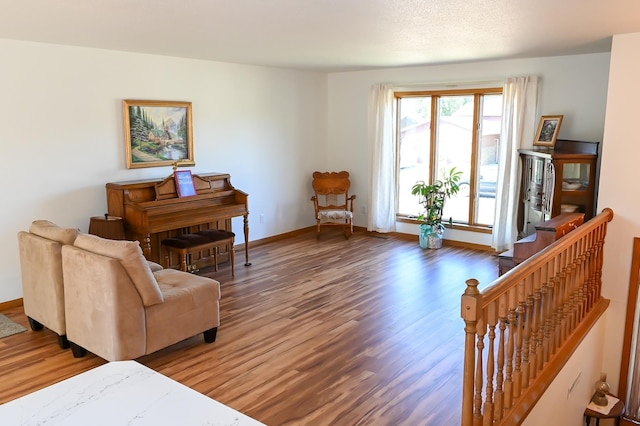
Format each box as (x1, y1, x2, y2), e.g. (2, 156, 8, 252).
(411, 167, 462, 249)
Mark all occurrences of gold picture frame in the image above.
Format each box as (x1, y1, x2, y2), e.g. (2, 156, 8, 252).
(123, 100, 195, 169)
(533, 115, 564, 147)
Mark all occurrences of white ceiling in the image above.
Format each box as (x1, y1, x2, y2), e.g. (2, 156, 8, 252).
(1, 0, 639, 72)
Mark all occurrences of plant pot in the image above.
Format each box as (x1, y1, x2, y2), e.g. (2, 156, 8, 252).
(419, 224, 431, 249)
(426, 232, 443, 249)
(419, 224, 443, 249)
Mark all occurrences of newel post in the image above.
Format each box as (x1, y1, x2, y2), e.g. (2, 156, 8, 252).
(461, 278, 481, 426)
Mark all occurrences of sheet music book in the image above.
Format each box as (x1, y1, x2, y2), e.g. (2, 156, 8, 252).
(174, 170, 197, 197)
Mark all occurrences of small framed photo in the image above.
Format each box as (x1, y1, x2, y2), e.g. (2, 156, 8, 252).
(123, 100, 195, 169)
(534, 115, 564, 147)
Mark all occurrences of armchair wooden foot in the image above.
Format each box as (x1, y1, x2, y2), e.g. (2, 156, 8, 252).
(27, 317, 44, 331)
(203, 327, 218, 343)
(70, 342, 87, 358)
(57, 335, 70, 350)
(28, 316, 69, 349)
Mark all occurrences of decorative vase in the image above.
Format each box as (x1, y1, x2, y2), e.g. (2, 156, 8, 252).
(592, 373, 610, 406)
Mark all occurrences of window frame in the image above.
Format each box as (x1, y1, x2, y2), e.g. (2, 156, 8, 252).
(394, 87, 503, 232)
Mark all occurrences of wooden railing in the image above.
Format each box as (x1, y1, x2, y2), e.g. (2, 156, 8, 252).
(461, 208, 614, 425)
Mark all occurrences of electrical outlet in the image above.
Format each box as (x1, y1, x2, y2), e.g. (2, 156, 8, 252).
(260, 214, 264, 224)
(362, 205, 367, 214)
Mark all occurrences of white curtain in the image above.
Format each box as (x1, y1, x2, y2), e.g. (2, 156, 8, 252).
(367, 84, 396, 232)
(492, 76, 539, 252)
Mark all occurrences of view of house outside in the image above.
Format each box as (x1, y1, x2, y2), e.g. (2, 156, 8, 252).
(397, 93, 502, 227)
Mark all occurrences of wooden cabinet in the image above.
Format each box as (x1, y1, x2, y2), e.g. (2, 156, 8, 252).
(518, 139, 598, 237)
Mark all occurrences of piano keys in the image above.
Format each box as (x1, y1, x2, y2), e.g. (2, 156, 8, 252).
(106, 172, 250, 267)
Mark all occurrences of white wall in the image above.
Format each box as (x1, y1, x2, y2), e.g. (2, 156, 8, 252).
(598, 32, 640, 399)
(327, 53, 611, 246)
(522, 317, 607, 426)
(0, 39, 328, 303)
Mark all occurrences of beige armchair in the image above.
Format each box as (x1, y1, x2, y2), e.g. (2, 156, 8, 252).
(61, 234, 221, 361)
(17, 220, 80, 349)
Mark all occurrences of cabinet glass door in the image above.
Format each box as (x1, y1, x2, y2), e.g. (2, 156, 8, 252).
(531, 156, 545, 186)
(559, 161, 591, 214)
(561, 163, 590, 190)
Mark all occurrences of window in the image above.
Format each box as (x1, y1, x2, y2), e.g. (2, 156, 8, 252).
(396, 88, 503, 228)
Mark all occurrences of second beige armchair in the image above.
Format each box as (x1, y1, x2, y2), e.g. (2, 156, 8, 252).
(18, 220, 80, 349)
(62, 234, 221, 361)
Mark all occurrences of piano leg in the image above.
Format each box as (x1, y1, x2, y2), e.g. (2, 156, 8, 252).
(142, 234, 153, 261)
(243, 214, 251, 266)
(130, 232, 155, 262)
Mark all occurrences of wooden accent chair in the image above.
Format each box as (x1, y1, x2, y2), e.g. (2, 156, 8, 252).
(310, 171, 356, 239)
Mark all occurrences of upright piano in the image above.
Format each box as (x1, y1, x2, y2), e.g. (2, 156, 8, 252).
(106, 172, 249, 266)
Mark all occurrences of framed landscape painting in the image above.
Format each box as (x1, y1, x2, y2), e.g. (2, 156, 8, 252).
(123, 100, 195, 169)
(533, 115, 564, 147)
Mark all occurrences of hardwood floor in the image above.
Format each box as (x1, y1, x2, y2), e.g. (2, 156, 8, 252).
(0, 229, 498, 425)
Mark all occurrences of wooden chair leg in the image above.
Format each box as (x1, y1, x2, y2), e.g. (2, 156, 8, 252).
(345, 221, 353, 239)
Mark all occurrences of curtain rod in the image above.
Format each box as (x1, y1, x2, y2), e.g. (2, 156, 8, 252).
(391, 78, 505, 91)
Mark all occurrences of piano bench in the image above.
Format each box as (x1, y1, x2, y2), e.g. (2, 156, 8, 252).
(161, 230, 235, 276)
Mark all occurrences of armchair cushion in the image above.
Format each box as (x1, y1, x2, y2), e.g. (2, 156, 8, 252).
(29, 220, 79, 245)
(74, 234, 164, 307)
(147, 268, 220, 354)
